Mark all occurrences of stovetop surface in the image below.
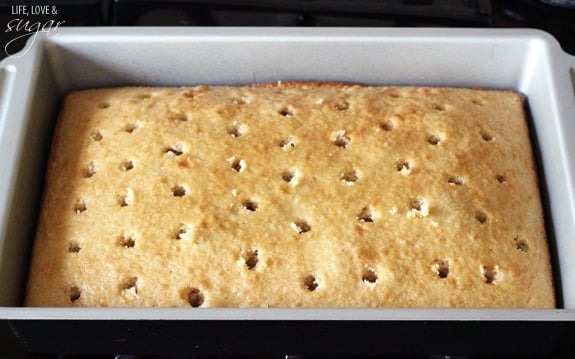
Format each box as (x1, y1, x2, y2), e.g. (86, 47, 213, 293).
(1, 0, 575, 59)
(1, 0, 575, 357)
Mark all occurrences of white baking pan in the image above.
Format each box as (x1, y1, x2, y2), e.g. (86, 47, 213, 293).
(0, 27, 574, 355)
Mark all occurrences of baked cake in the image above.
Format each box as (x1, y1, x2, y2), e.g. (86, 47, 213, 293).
(25, 83, 555, 308)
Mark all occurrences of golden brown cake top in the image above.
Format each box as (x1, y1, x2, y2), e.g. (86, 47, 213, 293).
(25, 83, 554, 308)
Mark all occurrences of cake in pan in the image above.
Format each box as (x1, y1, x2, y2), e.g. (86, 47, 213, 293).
(25, 82, 555, 307)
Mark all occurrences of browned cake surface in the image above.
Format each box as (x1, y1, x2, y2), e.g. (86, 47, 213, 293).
(25, 83, 554, 308)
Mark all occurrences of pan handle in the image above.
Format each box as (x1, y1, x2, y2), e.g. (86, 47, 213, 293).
(566, 50, 575, 101)
(0, 59, 17, 137)
(559, 50, 575, 118)
(570, 67, 575, 98)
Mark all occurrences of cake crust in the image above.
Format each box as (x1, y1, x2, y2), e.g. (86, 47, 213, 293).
(25, 83, 555, 308)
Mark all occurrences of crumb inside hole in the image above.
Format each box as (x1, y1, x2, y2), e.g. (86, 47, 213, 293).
(280, 136, 296, 150)
(480, 131, 494, 142)
(395, 160, 410, 171)
(188, 288, 204, 307)
(411, 198, 423, 211)
(432, 259, 450, 279)
(514, 235, 529, 252)
(333, 130, 351, 148)
(97, 102, 110, 109)
(171, 185, 187, 197)
(395, 160, 411, 174)
(481, 265, 500, 284)
(227, 123, 246, 138)
(448, 176, 464, 186)
(408, 197, 429, 218)
(120, 234, 136, 248)
(279, 107, 294, 117)
(74, 200, 87, 214)
(230, 158, 246, 173)
(341, 169, 359, 184)
(380, 120, 394, 131)
(303, 274, 318, 291)
(124, 123, 139, 133)
(495, 174, 507, 183)
(291, 219, 311, 234)
(282, 170, 295, 182)
(242, 199, 259, 212)
(165, 144, 185, 156)
(244, 249, 259, 270)
(175, 224, 192, 240)
(119, 188, 134, 207)
(122, 276, 139, 293)
(428, 135, 441, 145)
(69, 286, 81, 302)
(362, 269, 378, 284)
(357, 206, 378, 223)
(475, 211, 487, 224)
(67, 241, 81, 254)
(90, 131, 103, 141)
(281, 169, 300, 185)
(85, 161, 97, 178)
(122, 160, 134, 171)
(333, 100, 350, 111)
